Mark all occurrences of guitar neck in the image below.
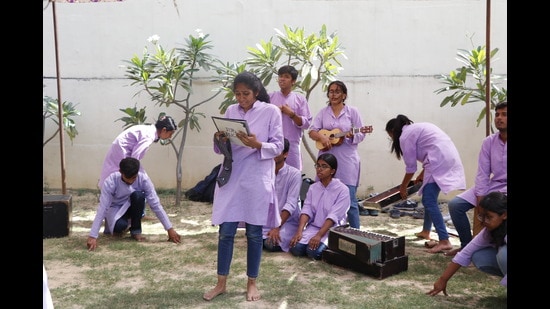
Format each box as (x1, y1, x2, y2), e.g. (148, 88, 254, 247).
(334, 127, 362, 138)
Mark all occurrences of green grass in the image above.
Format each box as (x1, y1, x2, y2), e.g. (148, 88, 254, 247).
(43, 190, 507, 308)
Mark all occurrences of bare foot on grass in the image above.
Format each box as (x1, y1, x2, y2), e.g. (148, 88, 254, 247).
(131, 234, 146, 241)
(426, 240, 453, 253)
(203, 285, 226, 301)
(414, 230, 431, 240)
(246, 278, 261, 301)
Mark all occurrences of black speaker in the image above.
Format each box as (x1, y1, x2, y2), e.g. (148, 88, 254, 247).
(43, 195, 72, 238)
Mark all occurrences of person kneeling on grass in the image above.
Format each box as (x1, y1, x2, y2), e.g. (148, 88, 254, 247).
(426, 191, 507, 296)
(87, 157, 181, 251)
(289, 153, 349, 260)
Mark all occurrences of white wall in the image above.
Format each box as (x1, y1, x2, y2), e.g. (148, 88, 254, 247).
(42, 0, 507, 197)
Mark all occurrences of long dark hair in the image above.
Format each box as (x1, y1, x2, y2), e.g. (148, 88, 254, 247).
(318, 153, 338, 174)
(233, 71, 270, 103)
(325, 80, 348, 104)
(479, 191, 507, 247)
(385, 114, 414, 160)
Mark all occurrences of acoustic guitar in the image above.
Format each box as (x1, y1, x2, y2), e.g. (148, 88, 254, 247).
(316, 126, 373, 151)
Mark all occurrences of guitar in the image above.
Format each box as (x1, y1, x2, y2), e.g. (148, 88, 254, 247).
(316, 126, 373, 151)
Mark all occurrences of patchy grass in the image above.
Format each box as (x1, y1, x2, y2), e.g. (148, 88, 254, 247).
(43, 190, 507, 308)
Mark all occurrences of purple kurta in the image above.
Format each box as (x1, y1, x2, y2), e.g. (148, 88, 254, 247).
(400, 123, 466, 195)
(98, 124, 158, 189)
(297, 178, 350, 246)
(262, 163, 302, 252)
(269, 91, 312, 171)
(211, 101, 284, 226)
(453, 228, 507, 287)
(89, 171, 173, 238)
(309, 105, 366, 186)
(456, 133, 507, 204)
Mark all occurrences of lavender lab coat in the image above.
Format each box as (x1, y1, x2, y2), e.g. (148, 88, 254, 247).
(400, 123, 466, 195)
(269, 91, 312, 170)
(89, 171, 173, 238)
(262, 163, 302, 252)
(98, 124, 158, 189)
(456, 132, 507, 204)
(297, 178, 350, 246)
(309, 105, 366, 186)
(212, 100, 284, 226)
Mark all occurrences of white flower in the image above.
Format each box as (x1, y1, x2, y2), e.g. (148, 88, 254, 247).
(147, 35, 160, 45)
(195, 29, 204, 38)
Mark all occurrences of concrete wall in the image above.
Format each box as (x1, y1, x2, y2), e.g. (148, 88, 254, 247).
(42, 0, 507, 198)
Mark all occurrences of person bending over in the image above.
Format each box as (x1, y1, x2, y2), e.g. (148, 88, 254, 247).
(87, 157, 181, 250)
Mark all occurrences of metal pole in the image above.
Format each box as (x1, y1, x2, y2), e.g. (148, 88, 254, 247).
(485, 0, 491, 137)
(52, 0, 67, 194)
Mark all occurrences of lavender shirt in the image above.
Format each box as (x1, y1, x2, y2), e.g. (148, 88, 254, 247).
(309, 105, 366, 186)
(269, 91, 312, 171)
(211, 101, 284, 226)
(262, 163, 302, 252)
(456, 132, 507, 204)
(297, 178, 350, 246)
(400, 123, 466, 195)
(98, 124, 158, 189)
(453, 228, 507, 287)
(89, 171, 173, 238)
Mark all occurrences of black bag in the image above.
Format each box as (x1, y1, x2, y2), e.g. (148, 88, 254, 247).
(185, 164, 221, 203)
(300, 176, 315, 208)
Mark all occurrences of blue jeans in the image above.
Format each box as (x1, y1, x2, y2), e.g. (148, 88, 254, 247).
(346, 185, 360, 229)
(289, 242, 327, 260)
(448, 196, 475, 249)
(217, 222, 263, 278)
(113, 191, 145, 235)
(472, 244, 507, 277)
(421, 183, 449, 241)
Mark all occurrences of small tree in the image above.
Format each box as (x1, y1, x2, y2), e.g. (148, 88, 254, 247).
(122, 32, 226, 206)
(434, 38, 507, 132)
(43, 96, 81, 147)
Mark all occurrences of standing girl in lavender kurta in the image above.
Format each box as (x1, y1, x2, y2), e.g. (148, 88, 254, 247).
(203, 72, 284, 302)
(386, 114, 466, 254)
(308, 81, 373, 229)
(289, 153, 350, 260)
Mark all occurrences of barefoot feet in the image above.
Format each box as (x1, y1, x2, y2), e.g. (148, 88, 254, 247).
(415, 230, 431, 240)
(426, 240, 453, 253)
(246, 278, 261, 301)
(203, 285, 226, 301)
(131, 234, 146, 241)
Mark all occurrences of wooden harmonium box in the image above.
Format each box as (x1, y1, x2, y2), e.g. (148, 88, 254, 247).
(362, 181, 421, 210)
(327, 226, 405, 264)
(323, 226, 408, 279)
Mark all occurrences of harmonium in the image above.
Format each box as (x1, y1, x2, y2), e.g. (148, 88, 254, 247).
(322, 225, 408, 279)
(361, 180, 422, 210)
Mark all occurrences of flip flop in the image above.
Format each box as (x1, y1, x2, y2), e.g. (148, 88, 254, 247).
(424, 240, 438, 248)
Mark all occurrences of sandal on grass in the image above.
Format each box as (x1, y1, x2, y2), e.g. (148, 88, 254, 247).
(424, 240, 438, 248)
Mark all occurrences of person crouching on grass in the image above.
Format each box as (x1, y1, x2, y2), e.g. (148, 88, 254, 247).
(87, 157, 181, 251)
(427, 191, 507, 296)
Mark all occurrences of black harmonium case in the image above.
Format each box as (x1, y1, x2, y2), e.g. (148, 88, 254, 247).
(323, 226, 408, 279)
(43, 194, 72, 238)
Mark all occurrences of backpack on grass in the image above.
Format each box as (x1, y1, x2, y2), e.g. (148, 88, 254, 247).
(185, 164, 221, 203)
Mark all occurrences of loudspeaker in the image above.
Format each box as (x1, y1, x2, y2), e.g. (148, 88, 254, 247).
(43, 195, 72, 238)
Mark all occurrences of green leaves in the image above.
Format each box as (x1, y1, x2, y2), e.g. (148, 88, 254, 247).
(43, 96, 81, 147)
(434, 44, 506, 129)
